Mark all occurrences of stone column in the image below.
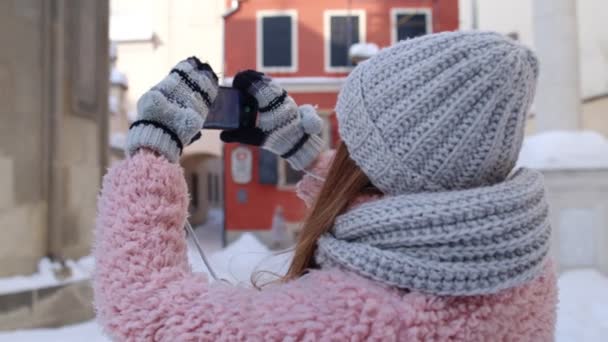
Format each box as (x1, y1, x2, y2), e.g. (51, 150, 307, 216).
(532, 0, 582, 131)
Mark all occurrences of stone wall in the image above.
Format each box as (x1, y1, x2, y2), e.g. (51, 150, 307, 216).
(525, 96, 608, 136)
(0, 0, 108, 330)
(581, 96, 608, 137)
(0, 0, 52, 277)
(0, 0, 108, 275)
(0, 281, 94, 330)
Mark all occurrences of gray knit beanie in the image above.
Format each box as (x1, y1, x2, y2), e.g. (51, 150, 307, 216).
(336, 31, 539, 195)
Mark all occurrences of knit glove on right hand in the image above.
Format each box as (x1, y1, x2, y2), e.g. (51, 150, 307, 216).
(126, 57, 219, 163)
(220, 70, 324, 170)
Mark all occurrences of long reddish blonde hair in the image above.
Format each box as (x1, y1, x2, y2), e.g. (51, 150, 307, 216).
(281, 142, 381, 282)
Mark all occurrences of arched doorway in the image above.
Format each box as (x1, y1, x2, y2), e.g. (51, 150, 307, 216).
(181, 153, 223, 225)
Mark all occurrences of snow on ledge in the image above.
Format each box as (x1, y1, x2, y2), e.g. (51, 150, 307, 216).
(556, 269, 608, 341)
(110, 67, 128, 88)
(109, 132, 127, 150)
(0, 256, 94, 296)
(517, 130, 608, 170)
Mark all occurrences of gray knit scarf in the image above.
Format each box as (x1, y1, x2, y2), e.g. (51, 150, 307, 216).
(315, 168, 551, 296)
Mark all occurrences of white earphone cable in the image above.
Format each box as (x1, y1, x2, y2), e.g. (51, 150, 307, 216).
(185, 220, 219, 281)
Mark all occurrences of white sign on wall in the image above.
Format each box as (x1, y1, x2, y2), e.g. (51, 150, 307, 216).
(231, 146, 252, 184)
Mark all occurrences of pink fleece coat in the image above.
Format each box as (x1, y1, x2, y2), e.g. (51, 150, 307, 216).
(94, 151, 557, 341)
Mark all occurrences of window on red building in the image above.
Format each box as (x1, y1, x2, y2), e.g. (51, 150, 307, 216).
(256, 10, 298, 72)
(279, 162, 304, 187)
(259, 149, 279, 185)
(324, 10, 366, 72)
(391, 8, 432, 44)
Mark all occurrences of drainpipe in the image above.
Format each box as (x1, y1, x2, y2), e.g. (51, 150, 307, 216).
(221, 0, 241, 83)
(219, 0, 241, 246)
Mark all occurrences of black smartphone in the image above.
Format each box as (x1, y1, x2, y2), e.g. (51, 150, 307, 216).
(203, 86, 256, 130)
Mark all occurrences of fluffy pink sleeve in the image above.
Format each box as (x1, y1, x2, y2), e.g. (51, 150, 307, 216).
(94, 151, 557, 341)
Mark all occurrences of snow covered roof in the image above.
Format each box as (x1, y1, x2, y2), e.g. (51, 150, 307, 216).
(110, 67, 129, 89)
(222, 77, 346, 93)
(108, 94, 119, 114)
(127, 110, 138, 122)
(109, 132, 126, 150)
(517, 131, 608, 170)
(348, 42, 380, 60)
(109, 42, 118, 62)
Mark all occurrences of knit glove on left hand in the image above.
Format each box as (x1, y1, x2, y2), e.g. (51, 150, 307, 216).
(221, 70, 324, 170)
(126, 57, 219, 163)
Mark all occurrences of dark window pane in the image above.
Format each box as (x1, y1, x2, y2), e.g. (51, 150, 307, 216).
(284, 163, 303, 185)
(262, 16, 292, 67)
(396, 13, 428, 41)
(259, 149, 278, 185)
(330, 16, 360, 67)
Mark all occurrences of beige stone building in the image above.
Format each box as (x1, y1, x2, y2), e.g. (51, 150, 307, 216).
(460, 0, 608, 136)
(110, 0, 226, 224)
(0, 0, 227, 330)
(0, 0, 108, 329)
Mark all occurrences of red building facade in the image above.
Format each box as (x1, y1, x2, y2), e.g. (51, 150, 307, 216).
(223, 0, 459, 241)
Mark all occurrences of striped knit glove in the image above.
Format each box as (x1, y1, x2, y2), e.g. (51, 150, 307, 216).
(126, 57, 219, 163)
(220, 70, 324, 170)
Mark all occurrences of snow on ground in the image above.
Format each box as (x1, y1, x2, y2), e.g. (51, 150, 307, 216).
(186, 209, 292, 284)
(1, 230, 606, 341)
(556, 269, 608, 341)
(518, 130, 608, 169)
(205, 233, 292, 285)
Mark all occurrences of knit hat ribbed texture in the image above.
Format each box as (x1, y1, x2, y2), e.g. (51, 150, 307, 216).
(336, 31, 539, 195)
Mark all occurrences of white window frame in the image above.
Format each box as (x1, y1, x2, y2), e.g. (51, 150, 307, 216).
(323, 9, 366, 73)
(390, 8, 433, 45)
(256, 10, 298, 73)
